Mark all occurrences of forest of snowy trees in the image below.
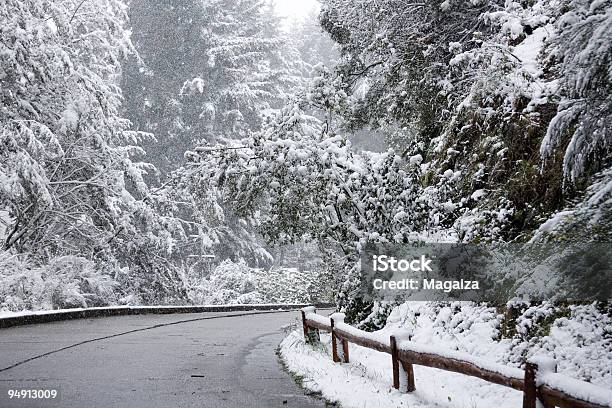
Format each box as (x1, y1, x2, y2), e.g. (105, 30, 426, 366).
(0, 0, 610, 317)
(0, 0, 337, 310)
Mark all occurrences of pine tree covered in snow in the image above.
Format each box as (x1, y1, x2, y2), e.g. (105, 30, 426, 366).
(286, 8, 339, 79)
(541, 0, 611, 187)
(120, 0, 312, 273)
(0, 0, 324, 312)
(122, 0, 304, 176)
(0, 0, 193, 308)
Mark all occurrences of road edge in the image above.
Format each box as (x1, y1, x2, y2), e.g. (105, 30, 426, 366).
(0, 304, 335, 329)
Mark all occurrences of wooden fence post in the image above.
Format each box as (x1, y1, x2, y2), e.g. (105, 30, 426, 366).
(523, 361, 538, 408)
(330, 318, 340, 363)
(391, 335, 400, 390)
(330, 313, 349, 363)
(301, 310, 309, 340)
(390, 335, 415, 392)
(402, 360, 416, 392)
(301, 306, 319, 345)
(528, 357, 558, 408)
(341, 337, 350, 363)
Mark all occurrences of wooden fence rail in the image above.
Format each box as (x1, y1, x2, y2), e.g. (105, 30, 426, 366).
(300, 307, 612, 408)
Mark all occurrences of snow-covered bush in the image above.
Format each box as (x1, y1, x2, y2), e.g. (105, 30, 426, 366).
(191, 259, 261, 305)
(381, 301, 612, 387)
(257, 267, 332, 304)
(0, 252, 118, 311)
(188, 259, 333, 305)
(356, 301, 397, 332)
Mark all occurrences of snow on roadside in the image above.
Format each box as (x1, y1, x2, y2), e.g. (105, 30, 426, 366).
(0, 304, 312, 320)
(0, 306, 127, 319)
(281, 301, 612, 407)
(383, 301, 612, 388)
(279, 330, 523, 408)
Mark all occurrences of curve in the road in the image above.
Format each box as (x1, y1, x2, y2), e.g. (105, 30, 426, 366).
(0, 310, 330, 408)
(0, 310, 296, 373)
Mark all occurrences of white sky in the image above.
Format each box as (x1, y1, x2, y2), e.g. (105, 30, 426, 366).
(274, 0, 320, 19)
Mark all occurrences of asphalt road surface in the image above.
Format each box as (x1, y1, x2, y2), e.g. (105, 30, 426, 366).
(0, 310, 331, 408)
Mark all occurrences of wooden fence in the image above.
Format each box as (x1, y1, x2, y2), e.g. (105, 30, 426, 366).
(301, 307, 612, 408)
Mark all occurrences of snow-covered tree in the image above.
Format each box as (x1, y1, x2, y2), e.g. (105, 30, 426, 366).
(123, 0, 305, 176)
(188, 0, 610, 318)
(540, 0, 611, 187)
(316, 0, 611, 243)
(121, 0, 307, 271)
(286, 8, 339, 78)
(186, 70, 431, 310)
(0, 0, 190, 306)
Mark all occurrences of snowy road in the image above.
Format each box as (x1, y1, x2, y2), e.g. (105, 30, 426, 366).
(0, 310, 330, 408)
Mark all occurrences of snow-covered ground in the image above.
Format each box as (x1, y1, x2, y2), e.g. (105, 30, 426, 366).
(0, 307, 117, 319)
(280, 330, 523, 408)
(0, 304, 312, 320)
(280, 301, 612, 408)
